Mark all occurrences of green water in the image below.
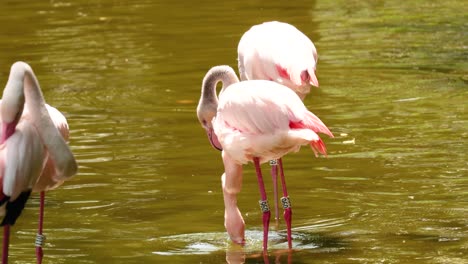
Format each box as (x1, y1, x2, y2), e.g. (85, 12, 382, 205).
(0, 0, 466, 263)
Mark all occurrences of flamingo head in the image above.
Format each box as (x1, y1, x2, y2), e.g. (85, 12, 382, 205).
(196, 103, 222, 151)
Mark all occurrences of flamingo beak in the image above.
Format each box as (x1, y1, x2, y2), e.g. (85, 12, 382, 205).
(206, 127, 222, 151)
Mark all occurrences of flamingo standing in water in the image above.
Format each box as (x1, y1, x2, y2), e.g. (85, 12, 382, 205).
(197, 65, 333, 251)
(238, 21, 319, 100)
(0, 61, 77, 264)
(238, 21, 322, 244)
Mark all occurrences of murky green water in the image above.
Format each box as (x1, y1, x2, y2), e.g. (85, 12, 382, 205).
(0, 0, 466, 263)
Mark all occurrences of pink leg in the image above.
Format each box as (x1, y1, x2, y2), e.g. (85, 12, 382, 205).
(270, 160, 279, 223)
(278, 158, 292, 249)
(2, 225, 9, 264)
(35, 191, 45, 264)
(263, 251, 270, 264)
(253, 157, 270, 252)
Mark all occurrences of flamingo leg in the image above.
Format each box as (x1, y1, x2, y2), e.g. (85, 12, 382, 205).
(278, 158, 292, 249)
(269, 159, 279, 223)
(222, 152, 245, 245)
(253, 157, 270, 252)
(35, 191, 46, 264)
(2, 225, 9, 264)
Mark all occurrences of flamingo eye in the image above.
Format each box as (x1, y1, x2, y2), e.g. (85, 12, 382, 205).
(202, 119, 207, 127)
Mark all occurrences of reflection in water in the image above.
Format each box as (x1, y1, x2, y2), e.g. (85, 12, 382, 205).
(226, 248, 292, 264)
(151, 228, 348, 263)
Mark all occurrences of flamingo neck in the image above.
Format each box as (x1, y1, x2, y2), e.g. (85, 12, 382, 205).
(4, 62, 77, 179)
(200, 65, 239, 107)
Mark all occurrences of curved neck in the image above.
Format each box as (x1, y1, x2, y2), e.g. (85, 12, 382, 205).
(200, 65, 239, 108)
(6, 62, 77, 179)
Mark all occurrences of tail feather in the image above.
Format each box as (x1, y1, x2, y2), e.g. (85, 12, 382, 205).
(304, 112, 333, 138)
(306, 67, 319, 87)
(276, 64, 307, 87)
(287, 63, 318, 87)
(310, 138, 327, 157)
(290, 112, 334, 138)
(290, 111, 332, 157)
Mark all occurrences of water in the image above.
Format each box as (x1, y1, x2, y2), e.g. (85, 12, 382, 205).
(0, 0, 466, 263)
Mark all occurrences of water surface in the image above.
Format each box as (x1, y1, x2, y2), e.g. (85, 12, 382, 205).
(0, 0, 466, 263)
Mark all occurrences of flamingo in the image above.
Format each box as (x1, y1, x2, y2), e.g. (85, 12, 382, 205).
(197, 65, 333, 251)
(0, 61, 77, 264)
(238, 21, 322, 240)
(238, 21, 319, 101)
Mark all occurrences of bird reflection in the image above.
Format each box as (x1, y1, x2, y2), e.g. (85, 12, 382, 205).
(226, 247, 293, 264)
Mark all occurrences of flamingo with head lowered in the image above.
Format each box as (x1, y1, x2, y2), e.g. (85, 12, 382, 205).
(238, 21, 319, 100)
(0, 61, 77, 264)
(197, 65, 333, 251)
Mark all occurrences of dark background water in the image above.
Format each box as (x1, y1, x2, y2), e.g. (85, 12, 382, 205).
(0, 0, 466, 263)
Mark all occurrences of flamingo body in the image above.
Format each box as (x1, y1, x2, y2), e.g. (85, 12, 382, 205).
(0, 106, 46, 224)
(0, 61, 77, 264)
(214, 80, 332, 165)
(238, 21, 319, 99)
(0, 98, 70, 224)
(32, 105, 70, 192)
(198, 66, 333, 251)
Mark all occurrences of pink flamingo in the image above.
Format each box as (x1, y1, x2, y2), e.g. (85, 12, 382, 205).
(238, 21, 319, 100)
(197, 65, 333, 251)
(0, 61, 77, 264)
(238, 21, 322, 241)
